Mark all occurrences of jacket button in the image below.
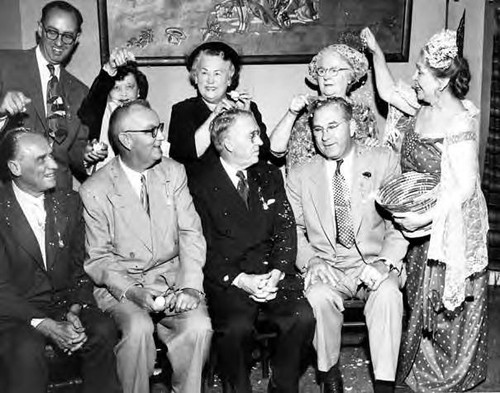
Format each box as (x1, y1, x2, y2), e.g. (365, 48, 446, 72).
(130, 252, 135, 258)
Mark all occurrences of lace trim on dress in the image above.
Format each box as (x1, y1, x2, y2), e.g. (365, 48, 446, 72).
(427, 101, 489, 310)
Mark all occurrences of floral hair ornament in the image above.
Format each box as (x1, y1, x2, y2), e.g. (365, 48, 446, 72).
(423, 29, 458, 71)
(307, 44, 369, 85)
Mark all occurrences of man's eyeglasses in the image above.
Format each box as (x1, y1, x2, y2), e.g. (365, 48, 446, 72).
(316, 67, 351, 78)
(312, 120, 349, 135)
(122, 123, 164, 138)
(42, 24, 78, 45)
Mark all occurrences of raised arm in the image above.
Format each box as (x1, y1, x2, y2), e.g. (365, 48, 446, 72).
(361, 27, 417, 116)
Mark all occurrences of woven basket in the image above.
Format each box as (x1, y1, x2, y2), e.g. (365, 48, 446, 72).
(376, 171, 439, 214)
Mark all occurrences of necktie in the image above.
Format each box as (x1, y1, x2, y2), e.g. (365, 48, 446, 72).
(140, 174, 150, 215)
(46, 64, 67, 143)
(236, 170, 249, 208)
(333, 159, 355, 248)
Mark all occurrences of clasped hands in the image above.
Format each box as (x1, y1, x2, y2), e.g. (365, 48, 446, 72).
(126, 286, 202, 314)
(37, 304, 87, 356)
(236, 269, 283, 303)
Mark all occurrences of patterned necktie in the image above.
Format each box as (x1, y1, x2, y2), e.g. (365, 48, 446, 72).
(46, 64, 66, 143)
(140, 174, 150, 216)
(333, 159, 355, 248)
(236, 170, 249, 208)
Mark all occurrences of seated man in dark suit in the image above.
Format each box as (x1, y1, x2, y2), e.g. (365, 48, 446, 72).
(0, 129, 121, 393)
(189, 108, 315, 393)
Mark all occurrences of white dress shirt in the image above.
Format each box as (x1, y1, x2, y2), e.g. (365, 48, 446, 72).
(220, 157, 247, 189)
(12, 181, 47, 269)
(119, 156, 147, 198)
(35, 46, 61, 116)
(325, 148, 355, 216)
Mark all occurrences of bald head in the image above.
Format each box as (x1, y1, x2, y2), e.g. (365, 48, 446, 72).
(109, 99, 165, 171)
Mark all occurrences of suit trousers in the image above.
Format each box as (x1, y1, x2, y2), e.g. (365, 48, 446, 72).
(305, 274, 403, 380)
(207, 284, 315, 393)
(106, 300, 212, 393)
(0, 307, 122, 393)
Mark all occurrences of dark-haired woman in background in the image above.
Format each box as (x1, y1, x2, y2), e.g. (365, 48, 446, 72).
(168, 41, 275, 169)
(78, 48, 148, 170)
(362, 27, 488, 392)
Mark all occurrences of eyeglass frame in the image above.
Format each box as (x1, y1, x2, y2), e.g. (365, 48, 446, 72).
(316, 67, 351, 78)
(312, 119, 349, 135)
(122, 122, 165, 139)
(41, 23, 79, 45)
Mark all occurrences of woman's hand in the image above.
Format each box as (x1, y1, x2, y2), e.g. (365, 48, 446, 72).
(104, 47, 135, 75)
(288, 94, 310, 116)
(228, 90, 253, 110)
(360, 27, 383, 57)
(392, 211, 432, 232)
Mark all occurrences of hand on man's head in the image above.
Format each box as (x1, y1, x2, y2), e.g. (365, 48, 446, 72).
(0, 91, 32, 117)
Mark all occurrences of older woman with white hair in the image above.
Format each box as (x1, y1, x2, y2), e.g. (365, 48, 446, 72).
(269, 44, 378, 171)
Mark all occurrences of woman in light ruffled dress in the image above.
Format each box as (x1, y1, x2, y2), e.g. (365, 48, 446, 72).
(361, 27, 489, 392)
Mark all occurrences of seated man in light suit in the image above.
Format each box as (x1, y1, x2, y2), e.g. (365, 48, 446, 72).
(79, 100, 212, 393)
(286, 97, 408, 393)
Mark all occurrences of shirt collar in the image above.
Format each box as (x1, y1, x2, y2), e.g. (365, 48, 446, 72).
(12, 180, 45, 209)
(220, 157, 246, 188)
(36, 46, 60, 80)
(118, 156, 147, 181)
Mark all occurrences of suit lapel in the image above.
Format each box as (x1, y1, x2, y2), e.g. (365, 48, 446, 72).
(44, 192, 69, 271)
(27, 50, 49, 133)
(308, 159, 337, 248)
(213, 160, 251, 218)
(108, 160, 153, 252)
(2, 184, 45, 271)
(350, 145, 367, 236)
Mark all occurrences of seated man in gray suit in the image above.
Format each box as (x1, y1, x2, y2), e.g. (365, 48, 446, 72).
(287, 97, 408, 393)
(79, 100, 212, 393)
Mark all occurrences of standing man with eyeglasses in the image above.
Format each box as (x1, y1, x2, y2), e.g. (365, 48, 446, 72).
(79, 99, 212, 393)
(286, 97, 408, 393)
(0, 1, 107, 190)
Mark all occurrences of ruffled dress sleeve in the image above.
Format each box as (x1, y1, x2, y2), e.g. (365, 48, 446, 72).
(427, 100, 489, 310)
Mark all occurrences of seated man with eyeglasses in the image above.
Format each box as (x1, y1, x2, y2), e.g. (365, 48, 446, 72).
(79, 99, 212, 393)
(286, 97, 408, 393)
(0, 1, 107, 190)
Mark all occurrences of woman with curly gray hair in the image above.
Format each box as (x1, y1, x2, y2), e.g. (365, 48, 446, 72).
(269, 43, 378, 171)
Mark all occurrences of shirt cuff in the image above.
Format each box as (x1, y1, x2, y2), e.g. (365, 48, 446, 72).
(31, 318, 46, 328)
(232, 273, 244, 287)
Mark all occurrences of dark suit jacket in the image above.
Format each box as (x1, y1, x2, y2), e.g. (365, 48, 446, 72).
(0, 48, 89, 189)
(168, 96, 279, 168)
(0, 182, 94, 331)
(189, 159, 298, 293)
(78, 69, 115, 141)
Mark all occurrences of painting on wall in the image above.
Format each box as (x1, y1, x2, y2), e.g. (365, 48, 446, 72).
(97, 0, 412, 66)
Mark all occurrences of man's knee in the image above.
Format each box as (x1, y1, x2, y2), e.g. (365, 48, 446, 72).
(7, 326, 47, 370)
(183, 308, 213, 338)
(221, 313, 254, 340)
(85, 311, 119, 347)
(120, 311, 155, 340)
(306, 282, 344, 314)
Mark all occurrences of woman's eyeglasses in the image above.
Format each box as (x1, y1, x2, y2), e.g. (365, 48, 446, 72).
(316, 67, 351, 78)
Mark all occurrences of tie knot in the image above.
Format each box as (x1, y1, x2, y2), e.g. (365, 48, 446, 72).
(47, 64, 55, 76)
(335, 159, 344, 175)
(236, 170, 246, 182)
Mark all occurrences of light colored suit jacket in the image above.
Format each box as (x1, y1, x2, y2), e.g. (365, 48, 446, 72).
(79, 157, 206, 310)
(287, 143, 408, 283)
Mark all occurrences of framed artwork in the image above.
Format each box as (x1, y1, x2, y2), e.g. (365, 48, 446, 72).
(97, 0, 412, 66)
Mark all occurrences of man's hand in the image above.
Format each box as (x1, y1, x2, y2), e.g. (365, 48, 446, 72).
(0, 91, 32, 117)
(359, 261, 390, 291)
(236, 272, 278, 302)
(172, 288, 202, 313)
(84, 139, 108, 165)
(36, 318, 87, 355)
(64, 304, 87, 354)
(249, 269, 283, 302)
(103, 47, 136, 76)
(304, 257, 344, 290)
(125, 286, 163, 312)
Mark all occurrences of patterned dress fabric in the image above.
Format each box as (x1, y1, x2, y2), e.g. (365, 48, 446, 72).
(286, 97, 377, 172)
(397, 117, 488, 392)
